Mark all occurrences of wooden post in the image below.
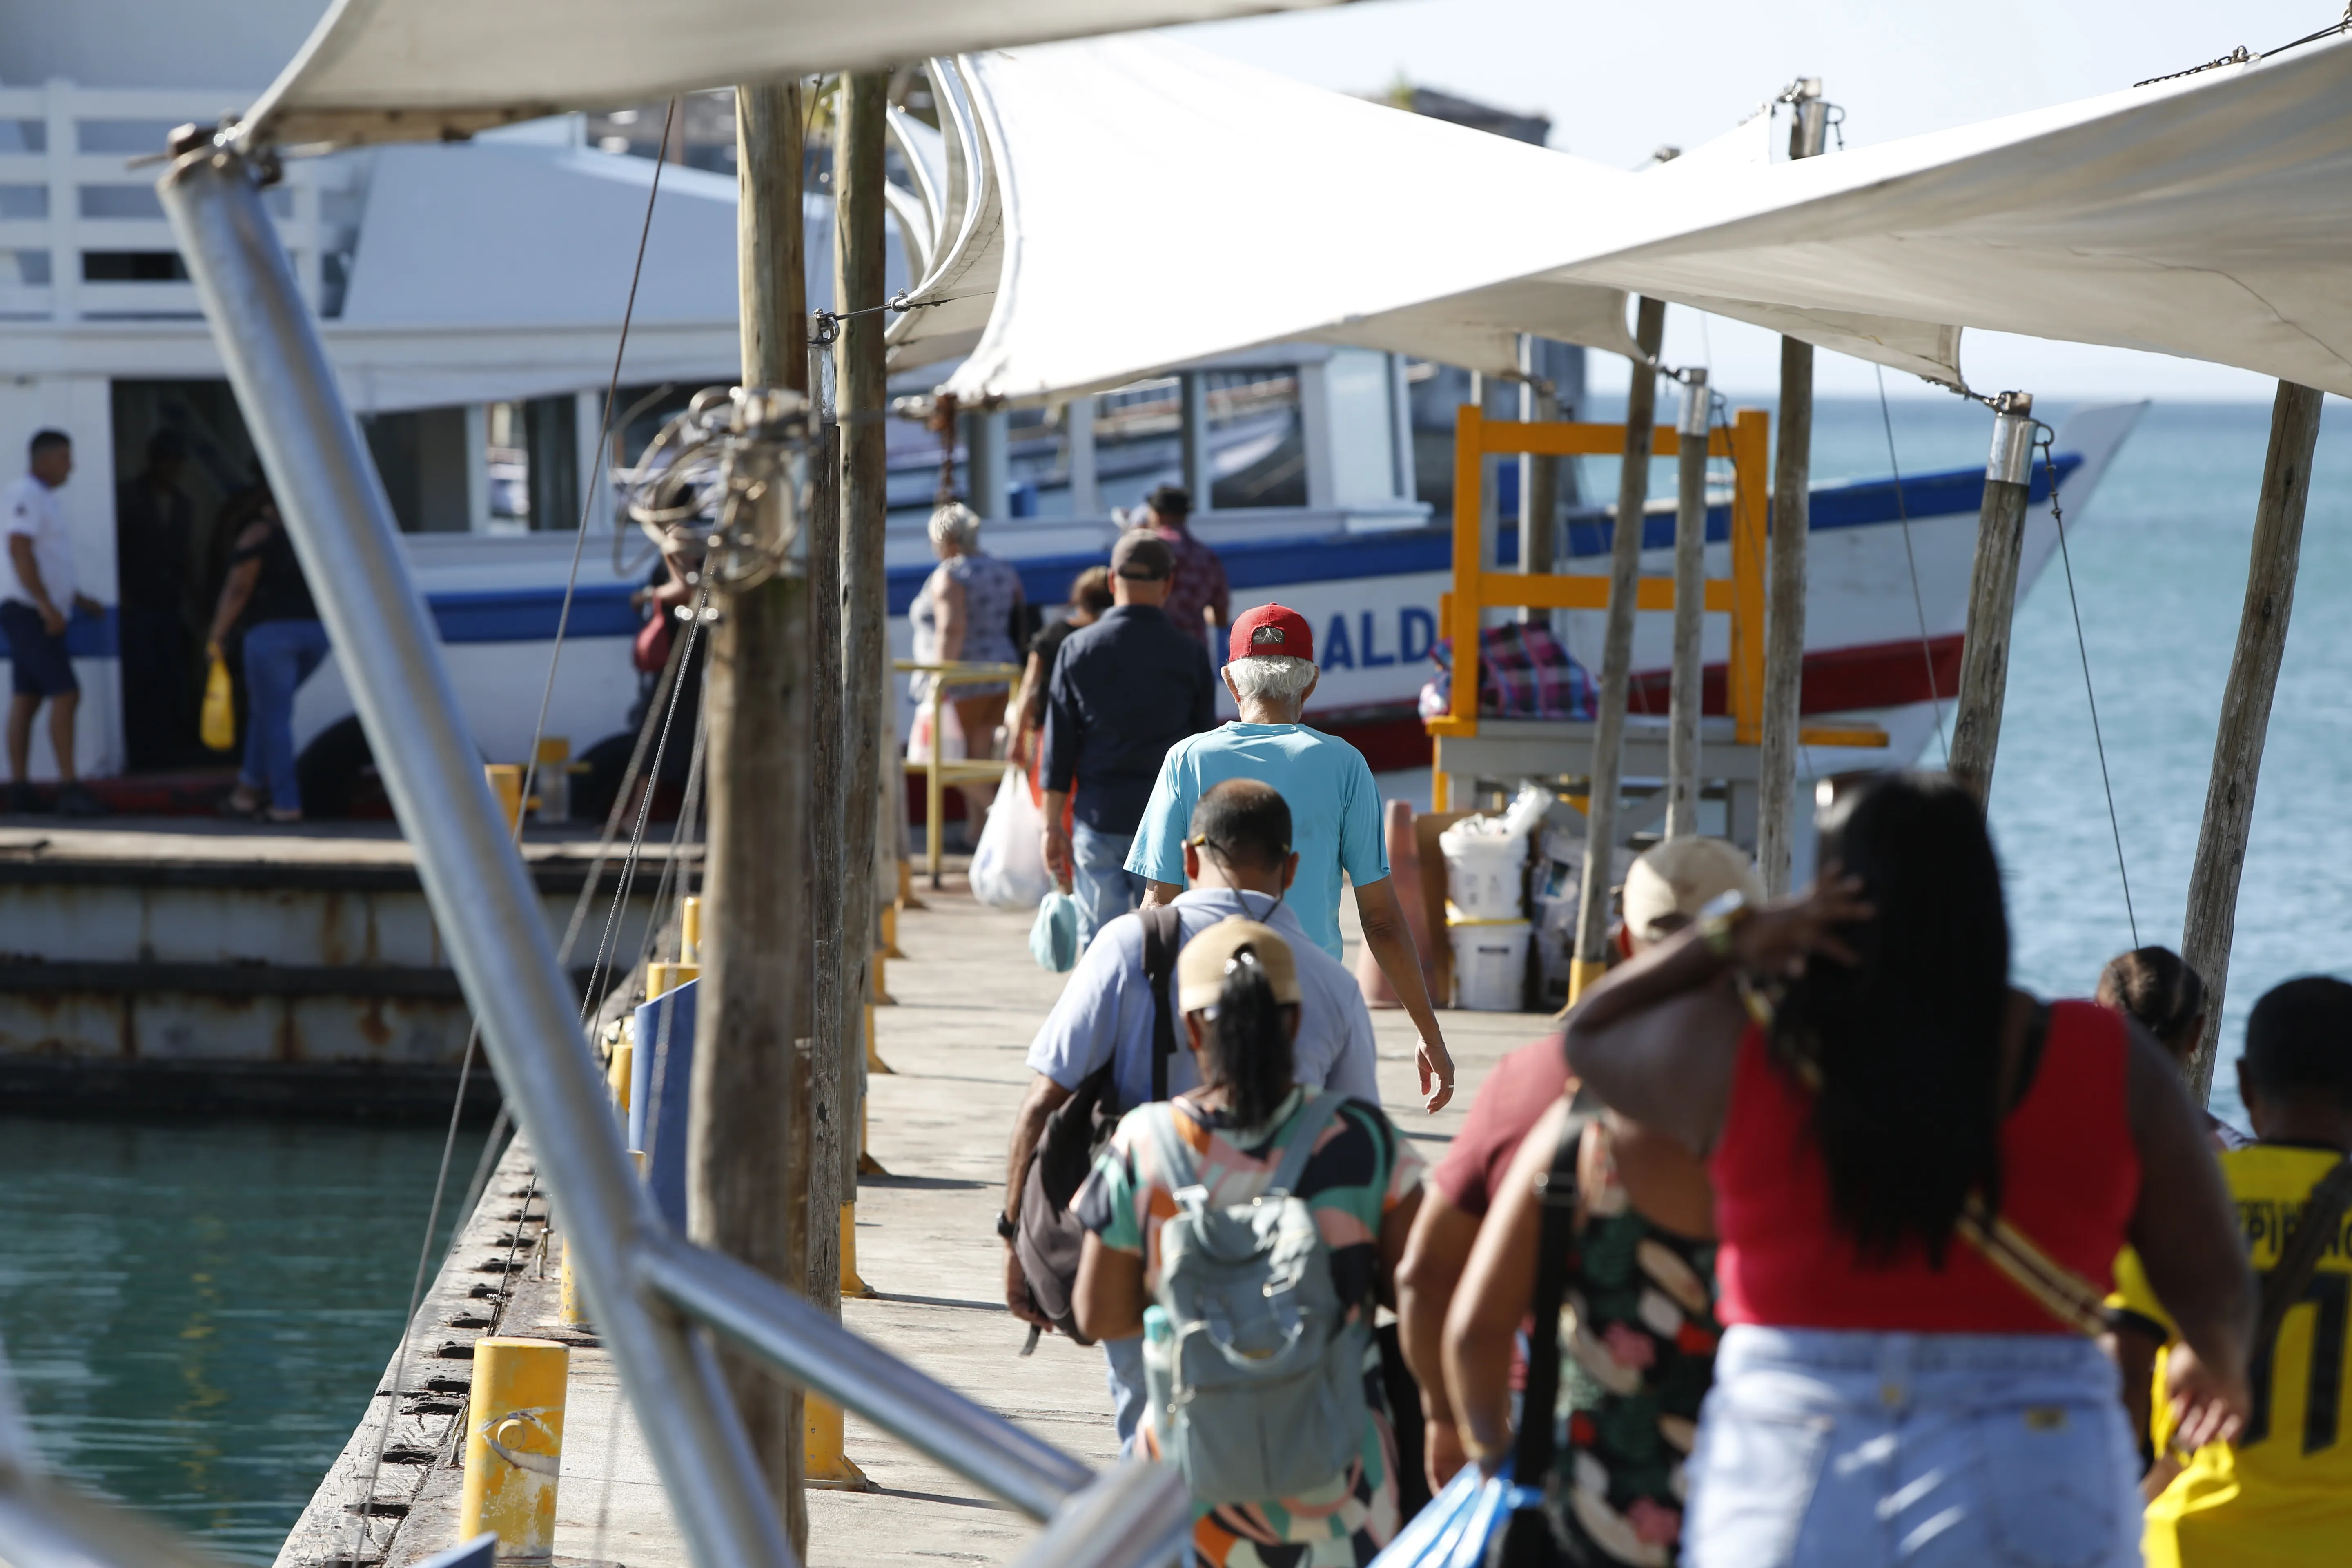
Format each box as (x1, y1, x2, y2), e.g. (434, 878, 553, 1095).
(1568, 298, 1666, 1001)
(1756, 83, 1829, 893)
(1947, 392, 2036, 806)
(1519, 336, 1560, 612)
(1665, 368, 1708, 839)
(690, 77, 807, 1554)
(2180, 381, 2323, 1102)
(836, 69, 888, 1206)
(806, 408, 843, 1315)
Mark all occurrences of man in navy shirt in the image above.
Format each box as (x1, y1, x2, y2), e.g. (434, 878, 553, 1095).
(1040, 532, 1215, 947)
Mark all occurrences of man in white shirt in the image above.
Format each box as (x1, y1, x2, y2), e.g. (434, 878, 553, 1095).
(999, 777, 1382, 1449)
(1, 430, 106, 815)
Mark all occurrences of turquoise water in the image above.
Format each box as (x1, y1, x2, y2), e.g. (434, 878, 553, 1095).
(0, 1118, 488, 1563)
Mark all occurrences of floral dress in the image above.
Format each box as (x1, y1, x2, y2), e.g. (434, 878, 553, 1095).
(1073, 1089, 1426, 1568)
(1539, 1122, 1722, 1567)
(911, 550, 1025, 698)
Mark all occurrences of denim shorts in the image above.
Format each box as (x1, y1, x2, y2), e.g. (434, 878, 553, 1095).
(0, 600, 74, 697)
(1684, 1325, 2140, 1568)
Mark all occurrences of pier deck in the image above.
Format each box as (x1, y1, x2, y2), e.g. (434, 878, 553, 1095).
(276, 875, 1548, 1568)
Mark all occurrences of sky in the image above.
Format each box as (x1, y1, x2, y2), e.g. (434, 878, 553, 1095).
(1171, 0, 2340, 401)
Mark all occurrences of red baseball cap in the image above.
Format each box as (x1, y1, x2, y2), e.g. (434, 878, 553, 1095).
(1229, 603, 1314, 664)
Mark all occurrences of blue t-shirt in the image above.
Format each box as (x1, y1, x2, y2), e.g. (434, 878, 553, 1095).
(1123, 722, 1390, 962)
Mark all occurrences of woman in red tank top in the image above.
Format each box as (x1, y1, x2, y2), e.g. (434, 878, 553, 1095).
(1561, 774, 2254, 1568)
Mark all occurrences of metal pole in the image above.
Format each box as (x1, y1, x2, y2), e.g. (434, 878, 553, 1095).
(2180, 380, 2323, 1102)
(1568, 298, 1666, 1002)
(1518, 336, 1559, 610)
(1665, 369, 1708, 839)
(1180, 372, 1211, 509)
(1067, 395, 1101, 518)
(1757, 82, 1829, 889)
(701, 78, 811, 1552)
(926, 678, 947, 888)
(836, 70, 889, 1202)
(158, 141, 790, 1568)
(1948, 392, 2036, 806)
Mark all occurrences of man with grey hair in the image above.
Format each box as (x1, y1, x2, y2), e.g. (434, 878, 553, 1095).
(1125, 603, 1455, 1111)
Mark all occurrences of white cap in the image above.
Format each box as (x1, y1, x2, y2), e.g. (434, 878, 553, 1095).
(1621, 837, 1765, 948)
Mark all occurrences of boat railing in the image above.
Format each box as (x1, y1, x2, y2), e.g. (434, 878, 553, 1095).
(895, 658, 1023, 888)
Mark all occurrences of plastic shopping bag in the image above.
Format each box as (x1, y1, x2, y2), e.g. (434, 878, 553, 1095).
(971, 766, 1051, 910)
(1029, 891, 1079, 973)
(200, 648, 236, 752)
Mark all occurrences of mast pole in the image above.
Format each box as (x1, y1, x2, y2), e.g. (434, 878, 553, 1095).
(1947, 391, 2036, 806)
(1757, 79, 1829, 890)
(1568, 297, 1666, 1002)
(2180, 380, 2323, 1102)
(1519, 334, 1559, 611)
(1664, 368, 1708, 838)
(696, 76, 811, 1551)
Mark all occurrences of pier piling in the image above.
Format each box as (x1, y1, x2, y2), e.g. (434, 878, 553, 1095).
(1666, 367, 1709, 838)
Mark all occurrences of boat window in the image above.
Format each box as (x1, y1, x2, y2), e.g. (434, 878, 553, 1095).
(0, 186, 47, 220)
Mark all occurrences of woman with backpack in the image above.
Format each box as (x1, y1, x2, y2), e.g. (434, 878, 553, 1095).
(1560, 773, 2255, 1568)
(1073, 916, 1425, 1567)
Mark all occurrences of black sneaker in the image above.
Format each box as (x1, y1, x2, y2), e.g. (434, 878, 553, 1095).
(4, 781, 41, 814)
(53, 782, 111, 818)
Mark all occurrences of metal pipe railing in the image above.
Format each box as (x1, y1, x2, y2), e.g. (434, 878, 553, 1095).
(640, 1231, 1095, 1519)
(1002, 1456, 1191, 1568)
(894, 658, 1021, 887)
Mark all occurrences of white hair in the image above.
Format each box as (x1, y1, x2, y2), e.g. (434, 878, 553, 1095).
(928, 501, 982, 550)
(1224, 654, 1318, 704)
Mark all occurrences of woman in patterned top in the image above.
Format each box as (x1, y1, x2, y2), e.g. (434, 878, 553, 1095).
(1073, 918, 1425, 1568)
(1446, 1089, 1721, 1566)
(910, 501, 1026, 841)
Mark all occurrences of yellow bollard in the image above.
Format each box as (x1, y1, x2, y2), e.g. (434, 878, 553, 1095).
(806, 1393, 875, 1491)
(644, 961, 699, 999)
(459, 1339, 568, 1561)
(679, 895, 702, 965)
(558, 1232, 585, 1327)
(840, 1200, 875, 1299)
(605, 1039, 633, 1116)
(485, 764, 526, 831)
(863, 1000, 891, 1075)
(880, 903, 905, 961)
(857, 1084, 889, 1178)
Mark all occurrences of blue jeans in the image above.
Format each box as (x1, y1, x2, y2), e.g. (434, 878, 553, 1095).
(1071, 822, 1146, 950)
(241, 619, 330, 812)
(1103, 1334, 1147, 1456)
(1685, 1326, 2140, 1568)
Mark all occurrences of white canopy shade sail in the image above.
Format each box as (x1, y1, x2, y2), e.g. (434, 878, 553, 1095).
(235, 0, 1366, 149)
(929, 33, 2352, 403)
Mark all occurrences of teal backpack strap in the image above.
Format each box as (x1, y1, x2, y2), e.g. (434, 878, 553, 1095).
(1265, 1091, 1351, 1198)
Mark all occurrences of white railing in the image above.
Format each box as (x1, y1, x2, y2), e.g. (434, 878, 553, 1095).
(0, 80, 329, 322)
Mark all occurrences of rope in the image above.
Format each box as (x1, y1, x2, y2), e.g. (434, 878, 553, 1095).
(1875, 366, 1950, 767)
(2036, 428, 2140, 946)
(2133, 8, 2352, 88)
(340, 97, 682, 1566)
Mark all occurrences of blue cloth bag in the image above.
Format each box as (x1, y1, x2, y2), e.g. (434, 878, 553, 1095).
(1029, 889, 1079, 972)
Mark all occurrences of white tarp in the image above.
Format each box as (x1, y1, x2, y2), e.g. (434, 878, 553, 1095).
(932, 34, 2352, 402)
(236, 0, 1363, 148)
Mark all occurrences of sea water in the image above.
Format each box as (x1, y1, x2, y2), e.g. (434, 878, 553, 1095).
(0, 1117, 488, 1562)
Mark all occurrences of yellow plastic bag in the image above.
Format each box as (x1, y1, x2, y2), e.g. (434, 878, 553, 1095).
(200, 647, 235, 752)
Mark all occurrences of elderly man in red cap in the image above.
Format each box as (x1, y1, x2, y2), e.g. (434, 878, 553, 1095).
(1125, 603, 1454, 1111)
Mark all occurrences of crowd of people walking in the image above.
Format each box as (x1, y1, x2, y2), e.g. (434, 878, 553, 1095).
(987, 522, 2349, 1566)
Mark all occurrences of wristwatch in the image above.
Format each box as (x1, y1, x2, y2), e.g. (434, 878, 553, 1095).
(1697, 890, 1751, 961)
(995, 1210, 1020, 1242)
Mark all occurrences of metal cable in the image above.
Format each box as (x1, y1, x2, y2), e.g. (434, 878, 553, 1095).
(341, 97, 682, 1563)
(2036, 427, 2139, 945)
(1875, 366, 1950, 766)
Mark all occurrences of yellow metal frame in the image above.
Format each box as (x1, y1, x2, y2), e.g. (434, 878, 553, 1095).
(1434, 405, 1771, 747)
(894, 658, 1023, 888)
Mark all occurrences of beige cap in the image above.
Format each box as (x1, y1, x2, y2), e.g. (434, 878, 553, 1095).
(1621, 837, 1765, 948)
(1176, 918, 1302, 1014)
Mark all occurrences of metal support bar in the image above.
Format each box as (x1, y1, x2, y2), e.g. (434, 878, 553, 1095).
(641, 1231, 1096, 1521)
(1949, 392, 2036, 805)
(158, 140, 791, 1568)
(1665, 369, 1708, 839)
(1180, 371, 1211, 509)
(1003, 1458, 1191, 1568)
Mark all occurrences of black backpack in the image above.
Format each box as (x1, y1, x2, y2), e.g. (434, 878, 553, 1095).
(1014, 903, 1183, 1342)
